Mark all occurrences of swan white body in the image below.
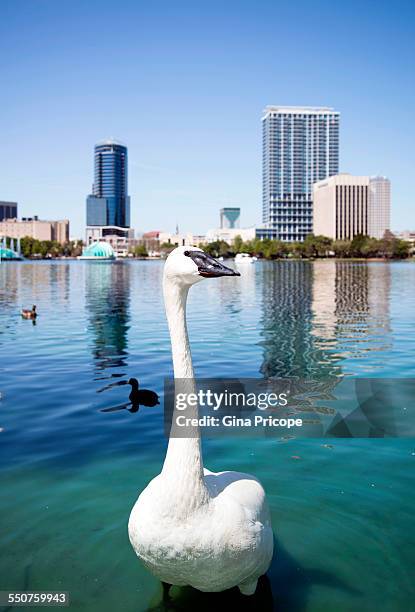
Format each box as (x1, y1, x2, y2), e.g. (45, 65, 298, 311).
(128, 246, 273, 595)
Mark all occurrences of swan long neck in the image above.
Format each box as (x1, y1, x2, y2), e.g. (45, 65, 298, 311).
(164, 281, 194, 379)
(161, 278, 209, 513)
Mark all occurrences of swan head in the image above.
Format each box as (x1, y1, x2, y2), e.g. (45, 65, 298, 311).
(164, 246, 240, 286)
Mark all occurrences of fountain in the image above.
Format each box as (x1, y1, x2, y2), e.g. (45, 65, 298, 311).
(0, 236, 23, 261)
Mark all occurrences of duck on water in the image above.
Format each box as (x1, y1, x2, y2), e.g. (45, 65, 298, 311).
(100, 378, 159, 413)
(21, 305, 37, 320)
(127, 378, 159, 408)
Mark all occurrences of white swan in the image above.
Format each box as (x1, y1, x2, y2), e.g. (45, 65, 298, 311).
(128, 246, 273, 596)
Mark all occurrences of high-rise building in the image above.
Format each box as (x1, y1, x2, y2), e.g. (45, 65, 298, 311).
(313, 174, 368, 240)
(86, 140, 132, 250)
(259, 106, 340, 242)
(313, 173, 391, 240)
(220, 207, 240, 229)
(368, 176, 391, 239)
(0, 201, 18, 221)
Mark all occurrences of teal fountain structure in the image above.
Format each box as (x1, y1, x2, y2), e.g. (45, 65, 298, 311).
(78, 241, 116, 261)
(0, 237, 23, 261)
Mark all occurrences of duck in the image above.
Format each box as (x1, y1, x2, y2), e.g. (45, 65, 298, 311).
(128, 246, 274, 596)
(21, 305, 37, 319)
(128, 378, 159, 408)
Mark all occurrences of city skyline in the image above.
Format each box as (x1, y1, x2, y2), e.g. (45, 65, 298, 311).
(1, 0, 414, 237)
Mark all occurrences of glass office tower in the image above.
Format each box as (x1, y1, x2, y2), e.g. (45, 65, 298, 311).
(260, 106, 339, 242)
(86, 140, 130, 229)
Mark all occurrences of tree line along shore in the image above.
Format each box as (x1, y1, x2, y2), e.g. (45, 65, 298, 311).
(1, 233, 412, 260)
(156, 233, 412, 260)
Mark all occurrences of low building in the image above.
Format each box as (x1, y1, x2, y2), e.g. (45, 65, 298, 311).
(313, 174, 391, 240)
(139, 231, 161, 253)
(53, 220, 70, 243)
(133, 231, 207, 256)
(394, 230, 415, 251)
(192, 234, 207, 245)
(0, 217, 69, 244)
(205, 227, 256, 245)
(0, 201, 18, 222)
(155, 227, 252, 247)
(256, 227, 281, 240)
(159, 231, 200, 247)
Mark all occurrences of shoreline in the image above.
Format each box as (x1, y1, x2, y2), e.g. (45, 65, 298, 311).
(1, 256, 413, 263)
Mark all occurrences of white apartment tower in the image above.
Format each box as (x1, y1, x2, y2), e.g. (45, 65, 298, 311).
(260, 106, 340, 242)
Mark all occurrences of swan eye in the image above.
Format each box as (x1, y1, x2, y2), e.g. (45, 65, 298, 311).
(184, 250, 190, 256)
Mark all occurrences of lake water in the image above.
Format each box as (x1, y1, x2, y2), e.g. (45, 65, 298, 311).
(0, 260, 414, 611)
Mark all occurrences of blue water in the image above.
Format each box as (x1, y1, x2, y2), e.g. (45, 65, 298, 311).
(0, 260, 414, 611)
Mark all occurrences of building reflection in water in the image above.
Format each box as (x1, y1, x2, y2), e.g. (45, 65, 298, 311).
(260, 261, 340, 380)
(49, 263, 71, 304)
(260, 261, 392, 380)
(0, 263, 19, 345)
(0, 262, 71, 342)
(311, 261, 392, 369)
(0, 263, 19, 308)
(202, 258, 257, 317)
(259, 261, 393, 437)
(85, 262, 131, 375)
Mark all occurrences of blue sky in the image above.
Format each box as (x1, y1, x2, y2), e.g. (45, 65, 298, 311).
(1, 0, 414, 237)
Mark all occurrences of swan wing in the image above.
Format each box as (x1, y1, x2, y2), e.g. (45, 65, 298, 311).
(203, 468, 273, 586)
(204, 468, 270, 523)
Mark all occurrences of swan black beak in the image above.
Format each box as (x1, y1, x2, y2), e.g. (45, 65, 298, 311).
(185, 251, 240, 278)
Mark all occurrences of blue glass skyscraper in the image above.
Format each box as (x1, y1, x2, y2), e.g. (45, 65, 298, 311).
(86, 140, 131, 230)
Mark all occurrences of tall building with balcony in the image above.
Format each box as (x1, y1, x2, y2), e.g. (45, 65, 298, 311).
(259, 106, 340, 242)
(86, 140, 133, 252)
